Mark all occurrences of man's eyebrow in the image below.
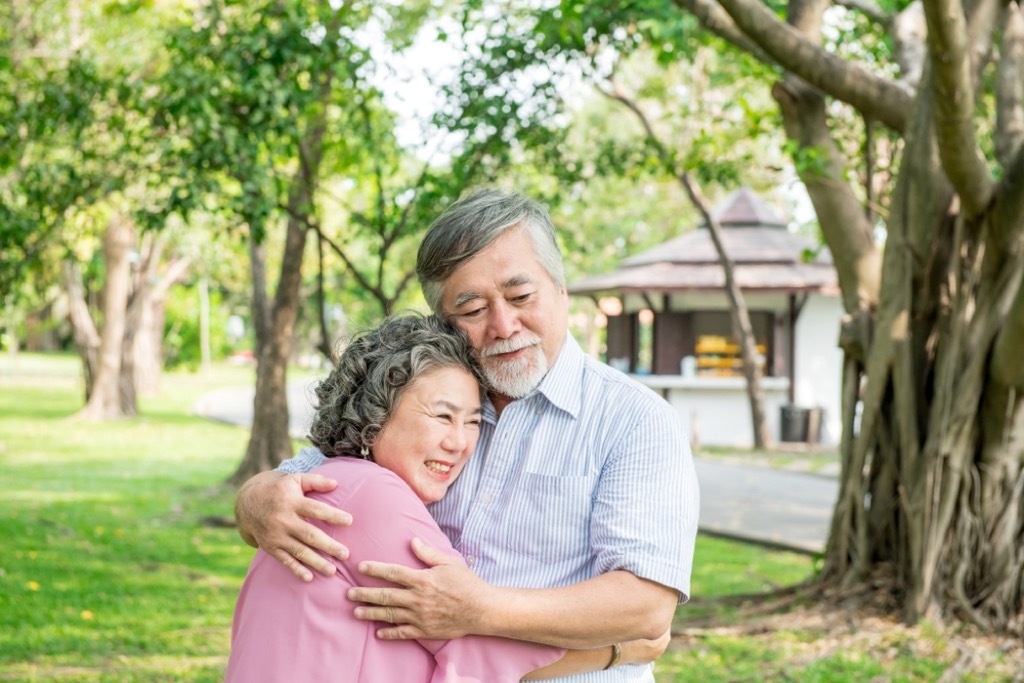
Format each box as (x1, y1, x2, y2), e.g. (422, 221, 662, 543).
(453, 292, 482, 308)
(451, 275, 533, 308)
(504, 275, 532, 288)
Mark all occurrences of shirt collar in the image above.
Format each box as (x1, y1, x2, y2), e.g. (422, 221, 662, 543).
(480, 333, 584, 422)
(535, 333, 583, 419)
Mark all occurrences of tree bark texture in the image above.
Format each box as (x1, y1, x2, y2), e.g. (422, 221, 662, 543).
(679, 0, 1024, 633)
(78, 213, 134, 421)
(62, 259, 101, 402)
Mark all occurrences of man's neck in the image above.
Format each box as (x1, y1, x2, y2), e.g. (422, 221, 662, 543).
(490, 393, 514, 417)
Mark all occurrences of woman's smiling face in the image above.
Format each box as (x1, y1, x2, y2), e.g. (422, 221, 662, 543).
(371, 366, 482, 504)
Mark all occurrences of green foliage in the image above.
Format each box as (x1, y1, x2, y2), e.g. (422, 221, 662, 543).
(162, 284, 236, 370)
(152, 0, 374, 233)
(0, 0, 185, 306)
(0, 44, 116, 299)
(153, 0, 483, 323)
(441, 0, 792, 288)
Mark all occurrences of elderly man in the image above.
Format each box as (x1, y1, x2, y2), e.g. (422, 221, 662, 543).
(234, 187, 700, 681)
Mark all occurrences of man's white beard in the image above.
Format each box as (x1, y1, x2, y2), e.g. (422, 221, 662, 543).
(480, 336, 548, 399)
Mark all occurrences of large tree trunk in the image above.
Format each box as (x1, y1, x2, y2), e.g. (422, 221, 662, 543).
(133, 253, 191, 396)
(228, 215, 311, 485)
(684, 0, 1024, 633)
(78, 213, 134, 421)
(228, 87, 332, 484)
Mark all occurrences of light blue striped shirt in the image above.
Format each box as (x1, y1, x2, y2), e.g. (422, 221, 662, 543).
(281, 334, 700, 682)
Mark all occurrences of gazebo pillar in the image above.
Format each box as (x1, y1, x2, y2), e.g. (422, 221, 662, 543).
(652, 311, 693, 375)
(605, 313, 639, 373)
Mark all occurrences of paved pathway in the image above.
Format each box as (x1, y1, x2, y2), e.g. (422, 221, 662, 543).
(195, 380, 838, 555)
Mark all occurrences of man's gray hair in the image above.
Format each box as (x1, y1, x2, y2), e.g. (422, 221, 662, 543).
(416, 187, 566, 313)
(307, 313, 483, 459)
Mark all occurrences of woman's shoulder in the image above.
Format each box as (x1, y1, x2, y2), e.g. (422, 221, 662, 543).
(309, 457, 413, 500)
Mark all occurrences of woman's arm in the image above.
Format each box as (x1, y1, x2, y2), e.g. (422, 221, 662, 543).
(522, 631, 672, 680)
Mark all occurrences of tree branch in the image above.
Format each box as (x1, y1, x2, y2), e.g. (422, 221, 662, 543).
(965, 0, 1002, 88)
(315, 233, 333, 361)
(313, 223, 385, 302)
(773, 79, 881, 311)
(599, 78, 773, 448)
(891, 1, 927, 91)
(671, 0, 774, 63)
(698, 0, 913, 132)
(995, 2, 1024, 168)
(920, 0, 994, 217)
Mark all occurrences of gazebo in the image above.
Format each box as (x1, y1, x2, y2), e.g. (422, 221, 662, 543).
(569, 187, 843, 447)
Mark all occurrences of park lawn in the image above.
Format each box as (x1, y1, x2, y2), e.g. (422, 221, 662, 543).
(0, 354, 261, 682)
(2, 352, 1019, 681)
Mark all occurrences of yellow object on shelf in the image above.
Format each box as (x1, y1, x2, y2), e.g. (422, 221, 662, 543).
(694, 335, 767, 377)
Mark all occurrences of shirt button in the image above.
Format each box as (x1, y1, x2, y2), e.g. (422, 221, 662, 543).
(480, 494, 492, 505)
(466, 555, 477, 566)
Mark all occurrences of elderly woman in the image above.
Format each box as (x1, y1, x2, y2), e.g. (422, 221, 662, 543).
(225, 313, 563, 682)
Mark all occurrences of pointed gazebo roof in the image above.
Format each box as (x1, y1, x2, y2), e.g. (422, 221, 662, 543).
(569, 188, 838, 296)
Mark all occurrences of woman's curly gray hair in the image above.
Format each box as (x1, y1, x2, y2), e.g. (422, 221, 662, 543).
(307, 313, 482, 459)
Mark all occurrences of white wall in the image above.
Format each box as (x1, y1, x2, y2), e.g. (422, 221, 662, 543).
(792, 294, 844, 445)
(638, 376, 791, 449)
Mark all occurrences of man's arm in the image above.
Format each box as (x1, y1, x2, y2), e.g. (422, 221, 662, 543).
(349, 538, 678, 648)
(234, 469, 353, 581)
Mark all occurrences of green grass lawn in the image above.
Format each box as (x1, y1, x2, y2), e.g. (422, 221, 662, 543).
(1, 352, 1020, 682)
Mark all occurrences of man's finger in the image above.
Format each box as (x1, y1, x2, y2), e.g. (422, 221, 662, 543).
(294, 519, 349, 561)
(270, 548, 314, 583)
(348, 586, 412, 608)
(291, 543, 338, 577)
(357, 561, 417, 586)
(297, 473, 338, 494)
(409, 537, 452, 566)
(375, 624, 424, 640)
(297, 498, 353, 528)
(353, 604, 411, 625)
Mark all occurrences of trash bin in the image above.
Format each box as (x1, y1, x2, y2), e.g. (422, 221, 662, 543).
(780, 405, 824, 443)
(780, 405, 809, 442)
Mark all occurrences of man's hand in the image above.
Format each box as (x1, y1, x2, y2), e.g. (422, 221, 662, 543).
(234, 470, 353, 582)
(348, 537, 493, 640)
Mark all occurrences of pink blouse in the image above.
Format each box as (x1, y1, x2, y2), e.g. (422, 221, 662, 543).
(225, 458, 563, 682)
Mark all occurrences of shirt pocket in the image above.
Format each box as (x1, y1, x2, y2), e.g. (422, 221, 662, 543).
(503, 472, 596, 564)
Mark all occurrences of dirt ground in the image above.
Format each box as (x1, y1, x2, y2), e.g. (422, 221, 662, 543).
(672, 600, 1024, 682)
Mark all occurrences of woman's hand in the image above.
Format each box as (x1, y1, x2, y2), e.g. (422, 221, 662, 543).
(234, 470, 353, 581)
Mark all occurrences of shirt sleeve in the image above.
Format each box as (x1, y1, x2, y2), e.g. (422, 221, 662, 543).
(590, 394, 701, 602)
(314, 465, 564, 681)
(276, 446, 327, 474)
